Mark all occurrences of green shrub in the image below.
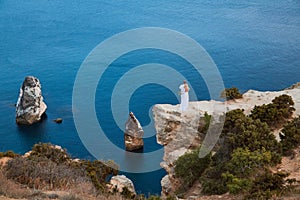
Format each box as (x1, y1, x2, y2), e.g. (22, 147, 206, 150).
(0, 150, 19, 158)
(199, 106, 285, 197)
(231, 127, 281, 165)
(222, 114, 282, 165)
(246, 169, 289, 199)
(174, 148, 211, 188)
(198, 112, 212, 134)
(221, 172, 251, 194)
(29, 143, 70, 164)
(120, 186, 135, 199)
(250, 94, 295, 128)
(226, 148, 272, 176)
(221, 87, 243, 100)
(222, 109, 246, 134)
(80, 160, 119, 192)
(280, 117, 300, 156)
(201, 170, 228, 195)
(272, 94, 295, 110)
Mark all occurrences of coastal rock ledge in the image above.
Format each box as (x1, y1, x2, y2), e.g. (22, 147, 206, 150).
(153, 87, 300, 198)
(16, 76, 47, 125)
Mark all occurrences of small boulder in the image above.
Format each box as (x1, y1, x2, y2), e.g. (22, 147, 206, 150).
(124, 112, 144, 151)
(16, 76, 47, 125)
(53, 118, 63, 124)
(108, 175, 136, 195)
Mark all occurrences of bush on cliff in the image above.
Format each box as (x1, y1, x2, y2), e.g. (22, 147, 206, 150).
(199, 101, 294, 198)
(215, 109, 282, 165)
(220, 87, 243, 100)
(174, 148, 211, 188)
(280, 116, 300, 156)
(79, 159, 118, 192)
(250, 94, 295, 128)
(0, 150, 19, 158)
(221, 109, 247, 134)
(29, 142, 70, 164)
(226, 147, 272, 176)
(198, 112, 212, 134)
(245, 169, 289, 199)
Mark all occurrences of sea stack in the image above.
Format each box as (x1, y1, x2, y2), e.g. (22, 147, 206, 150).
(16, 76, 47, 125)
(124, 112, 144, 151)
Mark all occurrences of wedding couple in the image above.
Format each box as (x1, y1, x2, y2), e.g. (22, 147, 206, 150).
(179, 80, 189, 112)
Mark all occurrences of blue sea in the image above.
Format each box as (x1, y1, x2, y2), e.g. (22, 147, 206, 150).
(0, 0, 299, 195)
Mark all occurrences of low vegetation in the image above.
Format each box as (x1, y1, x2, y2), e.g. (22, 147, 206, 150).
(198, 112, 212, 134)
(0, 143, 120, 199)
(174, 148, 211, 188)
(0, 143, 173, 200)
(5, 143, 118, 193)
(0, 150, 19, 158)
(175, 94, 300, 199)
(280, 116, 300, 156)
(221, 87, 243, 100)
(250, 94, 295, 128)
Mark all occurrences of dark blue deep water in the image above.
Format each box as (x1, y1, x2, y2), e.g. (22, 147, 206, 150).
(0, 0, 299, 195)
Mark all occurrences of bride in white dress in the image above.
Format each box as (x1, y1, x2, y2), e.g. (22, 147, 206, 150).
(179, 80, 189, 112)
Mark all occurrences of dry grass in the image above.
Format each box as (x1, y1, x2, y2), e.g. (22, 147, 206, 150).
(0, 166, 126, 200)
(0, 155, 126, 200)
(0, 168, 31, 199)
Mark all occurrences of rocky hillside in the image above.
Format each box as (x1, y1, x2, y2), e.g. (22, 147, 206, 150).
(153, 86, 300, 199)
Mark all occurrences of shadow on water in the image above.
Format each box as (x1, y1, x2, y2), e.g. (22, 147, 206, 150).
(17, 114, 49, 149)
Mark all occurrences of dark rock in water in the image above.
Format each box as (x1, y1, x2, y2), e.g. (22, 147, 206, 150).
(53, 118, 63, 124)
(16, 76, 47, 125)
(124, 112, 144, 151)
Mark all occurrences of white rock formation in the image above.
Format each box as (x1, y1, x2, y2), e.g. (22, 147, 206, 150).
(124, 112, 144, 151)
(153, 87, 300, 197)
(16, 76, 47, 125)
(108, 175, 136, 195)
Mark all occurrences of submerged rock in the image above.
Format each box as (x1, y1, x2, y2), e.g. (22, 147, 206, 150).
(124, 112, 144, 151)
(16, 76, 47, 125)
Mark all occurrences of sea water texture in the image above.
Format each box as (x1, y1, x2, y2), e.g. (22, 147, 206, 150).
(0, 0, 299, 195)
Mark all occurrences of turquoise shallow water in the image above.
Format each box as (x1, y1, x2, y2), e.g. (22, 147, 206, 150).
(0, 0, 299, 195)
